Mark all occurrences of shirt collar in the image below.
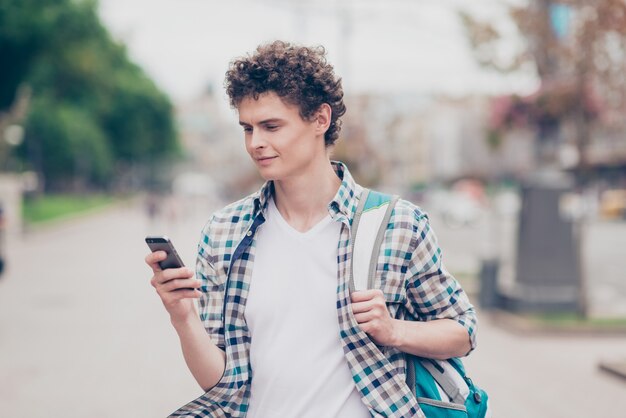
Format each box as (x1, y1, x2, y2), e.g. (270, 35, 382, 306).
(252, 161, 361, 222)
(252, 180, 274, 216)
(328, 161, 361, 221)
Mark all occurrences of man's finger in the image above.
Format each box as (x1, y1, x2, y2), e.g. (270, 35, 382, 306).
(350, 289, 383, 303)
(145, 251, 167, 272)
(353, 311, 376, 324)
(162, 277, 202, 293)
(154, 267, 194, 285)
(351, 300, 375, 314)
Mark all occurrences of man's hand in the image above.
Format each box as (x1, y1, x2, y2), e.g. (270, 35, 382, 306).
(350, 289, 403, 347)
(146, 251, 201, 324)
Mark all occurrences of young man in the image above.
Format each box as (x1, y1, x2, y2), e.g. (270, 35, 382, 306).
(146, 41, 477, 418)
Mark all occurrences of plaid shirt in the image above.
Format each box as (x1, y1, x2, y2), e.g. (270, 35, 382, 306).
(170, 162, 477, 418)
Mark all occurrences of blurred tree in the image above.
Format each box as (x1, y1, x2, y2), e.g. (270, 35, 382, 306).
(0, 0, 179, 191)
(21, 97, 113, 190)
(462, 0, 626, 177)
(0, 0, 49, 110)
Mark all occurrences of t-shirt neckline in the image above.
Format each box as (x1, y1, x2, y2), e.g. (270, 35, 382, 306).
(268, 197, 333, 238)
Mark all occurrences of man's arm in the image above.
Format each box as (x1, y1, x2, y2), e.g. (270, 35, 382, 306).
(351, 290, 472, 359)
(392, 317, 472, 359)
(171, 313, 226, 391)
(146, 245, 227, 391)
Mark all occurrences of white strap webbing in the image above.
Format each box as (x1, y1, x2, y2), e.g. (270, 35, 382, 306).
(421, 360, 470, 404)
(352, 201, 390, 291)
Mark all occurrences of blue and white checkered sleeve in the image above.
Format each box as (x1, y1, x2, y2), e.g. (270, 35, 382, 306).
(196, 217, 226, 350)
(404, 212, 478, 351)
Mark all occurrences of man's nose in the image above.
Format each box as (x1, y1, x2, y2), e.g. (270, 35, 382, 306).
(249, 129, 266, 148)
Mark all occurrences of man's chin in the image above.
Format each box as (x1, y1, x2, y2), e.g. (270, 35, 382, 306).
(256, 167, 278, 181)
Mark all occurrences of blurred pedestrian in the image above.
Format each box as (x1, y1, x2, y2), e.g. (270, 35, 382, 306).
(146, 41, 477, 418)
(0, 203, 5, 276)
(145, 193, 158, 219)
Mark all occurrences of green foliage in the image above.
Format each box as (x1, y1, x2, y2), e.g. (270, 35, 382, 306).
(102, 68, 179, 161)
(23, 97, 113, 189)
(0, 0, 179, 190)
(0, 0, 50, 109)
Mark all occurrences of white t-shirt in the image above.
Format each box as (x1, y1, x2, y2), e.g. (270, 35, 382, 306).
(245, 198, 369, 418)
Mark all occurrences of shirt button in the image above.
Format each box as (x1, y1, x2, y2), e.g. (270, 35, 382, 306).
(246, 231, 253, 237)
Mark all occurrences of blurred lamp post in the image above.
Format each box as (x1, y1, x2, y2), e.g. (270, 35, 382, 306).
(0, 85, 30, 172)
(4, 125, 24, 147)
(1, 124, 24, 171)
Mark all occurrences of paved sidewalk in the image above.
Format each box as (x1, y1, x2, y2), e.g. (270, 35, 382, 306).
(464, 310, 626, 418)
(0, 201, 213, 417)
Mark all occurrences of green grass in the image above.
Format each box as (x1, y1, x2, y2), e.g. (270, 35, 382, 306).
(529, 312, 626, 328)
(23, 194, 117, 224)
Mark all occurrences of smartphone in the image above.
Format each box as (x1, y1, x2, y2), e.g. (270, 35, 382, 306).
(145, 235, 185, 270)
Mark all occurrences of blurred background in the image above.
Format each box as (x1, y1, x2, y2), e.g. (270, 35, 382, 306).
(1, 0, 625, 416)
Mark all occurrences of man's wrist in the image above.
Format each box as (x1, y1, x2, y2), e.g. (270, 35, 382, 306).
(170, 311, 201, 332)
(390, 318, 408, 349)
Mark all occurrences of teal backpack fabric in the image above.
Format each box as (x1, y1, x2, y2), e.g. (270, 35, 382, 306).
(407, 357, 489, 417)
(351, 189, 491, 418)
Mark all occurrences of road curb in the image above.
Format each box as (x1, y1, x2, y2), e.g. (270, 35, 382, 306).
(598, 360, 626, 382)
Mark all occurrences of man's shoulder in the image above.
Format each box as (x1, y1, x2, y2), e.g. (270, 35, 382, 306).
(212, 193, 258, 223)
(389, 196, 429, 227)
(202, 192, 259, 239)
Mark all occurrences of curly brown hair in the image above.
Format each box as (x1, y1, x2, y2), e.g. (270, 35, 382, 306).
(224, 40, 346, 147)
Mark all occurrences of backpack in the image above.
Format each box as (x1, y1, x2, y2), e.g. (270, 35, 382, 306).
(351, 189, 491, 418)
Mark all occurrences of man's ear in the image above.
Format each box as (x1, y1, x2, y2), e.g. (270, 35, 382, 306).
(315, 103, 332, 135)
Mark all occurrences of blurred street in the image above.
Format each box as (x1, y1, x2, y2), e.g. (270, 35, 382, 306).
(0, 200, 625, 417)
(0, 200, 211, 418)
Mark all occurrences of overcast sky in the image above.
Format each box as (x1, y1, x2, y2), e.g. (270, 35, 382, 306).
(97, 0, 538, 104)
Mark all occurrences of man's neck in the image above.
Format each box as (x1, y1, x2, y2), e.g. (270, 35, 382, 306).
(272, 158, 341, 233)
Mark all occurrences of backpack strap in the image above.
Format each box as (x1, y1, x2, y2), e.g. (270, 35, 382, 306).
(350, 189, 399, 292)
(420, 359, 468, 404)
(351, 189, 477, 409)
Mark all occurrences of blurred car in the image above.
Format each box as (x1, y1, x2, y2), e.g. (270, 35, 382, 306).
(599, 189, 626, 220)
(493, 189, 521, 217)
(441, 190, 485, 228)
(425, 180, 487, 229)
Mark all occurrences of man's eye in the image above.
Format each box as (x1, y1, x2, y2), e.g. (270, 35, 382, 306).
(266, 125, 278, 131)
(242, 126, 252, 133)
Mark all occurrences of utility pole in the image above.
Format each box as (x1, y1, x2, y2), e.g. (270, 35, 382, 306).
(335, 0, 353, 87)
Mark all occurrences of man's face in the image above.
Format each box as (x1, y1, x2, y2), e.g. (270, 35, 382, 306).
(238, 92, 325, 181)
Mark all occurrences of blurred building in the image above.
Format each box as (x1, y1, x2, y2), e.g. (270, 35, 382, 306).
(490, 88, 626, 191)
(340, 93, 535, 192)
(175, 86, 255, 198)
